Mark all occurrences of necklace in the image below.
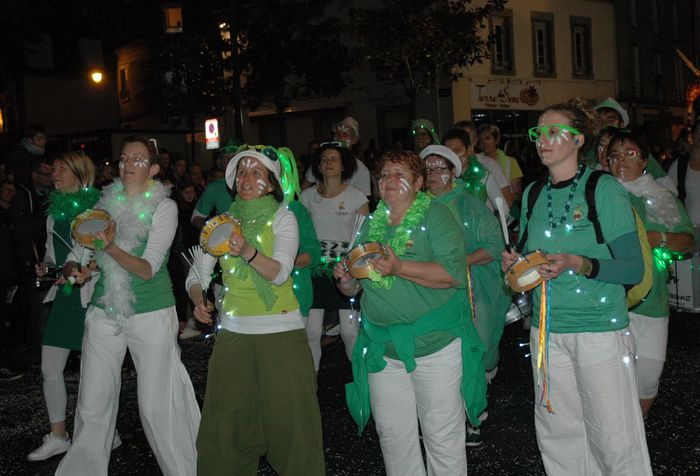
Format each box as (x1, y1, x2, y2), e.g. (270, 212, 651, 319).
(546, 164, 585, 229)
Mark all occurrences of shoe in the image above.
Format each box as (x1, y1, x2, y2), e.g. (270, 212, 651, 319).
(27, 432, 71, 461)
(0, 367, 23, 381)
(179, 327, 201, 340)
(465, 425, 483, 447)
(112, 431, 122, 450)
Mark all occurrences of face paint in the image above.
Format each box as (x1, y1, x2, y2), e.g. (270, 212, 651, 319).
(119, 154, 149, 168)
(256, 178, 267, 193)
(439, 174, 450, 185)
(242, 158, 255, 168)
(399, 178, 411, 193)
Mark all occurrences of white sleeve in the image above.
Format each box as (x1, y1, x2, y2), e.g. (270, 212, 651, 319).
(141, 199, 178, 277)
(487, 161, 510, 189)
(44, 217, 55, 265)
(305, 167, 316, 185)
(270, 208, 299, 286)
(667, 161, 679, 187)
(348, 160, 372, 196)
(191, 207, 207, 224)
(185, 252, 217, 293)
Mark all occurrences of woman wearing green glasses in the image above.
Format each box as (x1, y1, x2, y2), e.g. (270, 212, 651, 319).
(504, 98, 652, 475)
(186, 146, 325, 475)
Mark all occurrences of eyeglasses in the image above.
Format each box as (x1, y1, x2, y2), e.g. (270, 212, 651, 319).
(426, 166, 451, 175)
(319, 141, 346, 149)
(608, 148, 643, 164)
(528, 124, 582, 142)
(241, 144, 279, 162)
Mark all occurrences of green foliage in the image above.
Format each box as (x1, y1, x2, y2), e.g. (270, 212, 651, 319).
(350, 0, 506, 108)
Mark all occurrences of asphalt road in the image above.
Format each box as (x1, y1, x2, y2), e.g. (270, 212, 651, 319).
(2, 312, 699, 475)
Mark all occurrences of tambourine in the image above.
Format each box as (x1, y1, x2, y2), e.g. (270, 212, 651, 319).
(342, 241, 389, 279)
(200, 213, 242, 257)
(504, 249, 549, 292)
(71, 209, 116, 250)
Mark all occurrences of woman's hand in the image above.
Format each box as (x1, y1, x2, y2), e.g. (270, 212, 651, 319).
(228, 230, 248, 258)
(193, 300, 215, 324)
(333, 259, 353, 283)
(94, 230, 114, 252)
(35, 262, 48, 277)
(501, 249, 521, 273)
(540, 253, 583, 280)
(368, 245, 403, 277)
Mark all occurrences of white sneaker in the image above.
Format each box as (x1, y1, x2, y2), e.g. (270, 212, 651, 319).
(27, 432, 71, 461)
(112, 431, 122, 450)
(179, 327, 201, 340)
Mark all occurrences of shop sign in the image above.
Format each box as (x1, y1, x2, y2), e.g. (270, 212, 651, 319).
(472, 79, 542, 110)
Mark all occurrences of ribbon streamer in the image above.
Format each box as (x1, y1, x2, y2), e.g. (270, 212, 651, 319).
(537, 280, 554, 413)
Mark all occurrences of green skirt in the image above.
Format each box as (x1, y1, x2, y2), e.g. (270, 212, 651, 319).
(42, 287, 86, 351)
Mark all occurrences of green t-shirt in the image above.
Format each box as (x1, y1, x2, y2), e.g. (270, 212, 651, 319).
(358, 201, 468, 358)
(287, 200, 321, 317)
(629, 193, 695, 317)
(195, 179, 233, 216)
(521, 167, 636, 333)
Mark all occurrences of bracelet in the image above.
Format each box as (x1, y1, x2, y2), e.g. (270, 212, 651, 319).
(245, 248, 258, 265)
(659, 232, 668, 248)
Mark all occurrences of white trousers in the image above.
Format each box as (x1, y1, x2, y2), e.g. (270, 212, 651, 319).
(305, 308, 359, 370)
(41, 345, 71, 423)
(629, 312, 669, 398)
(529, 327, 652, 476)
(369, 339, 466, 476)
(56, 306, 200, 476)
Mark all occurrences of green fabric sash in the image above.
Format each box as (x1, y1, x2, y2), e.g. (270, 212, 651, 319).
(345, 292, 487, 434)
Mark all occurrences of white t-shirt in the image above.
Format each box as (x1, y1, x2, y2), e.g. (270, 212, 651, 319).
(300, 185, 368, 260)
(669, 160, 700, 225)
(476, 153, 510, 212)
(305, 158, 372, 196)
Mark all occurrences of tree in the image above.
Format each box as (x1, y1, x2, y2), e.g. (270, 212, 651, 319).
(236, 0, 350, 143)
(350, 0, 506, 116)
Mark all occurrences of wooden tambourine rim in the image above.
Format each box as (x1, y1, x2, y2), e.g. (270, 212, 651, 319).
(343, 241, 388, 279)
(504, 249, 549, 292)
(71, 209, 115, 250)
(200, 213, 242, 257)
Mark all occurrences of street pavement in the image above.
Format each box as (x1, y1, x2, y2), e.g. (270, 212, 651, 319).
(1, 312, 699, 475)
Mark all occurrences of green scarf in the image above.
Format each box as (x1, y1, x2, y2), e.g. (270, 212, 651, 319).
(228, 194, 280, 310)
(47, 187, 101, 222)
(366, 191, 430, 289)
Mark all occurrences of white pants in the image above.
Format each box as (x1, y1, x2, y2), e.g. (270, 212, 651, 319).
(41, 345, 71, 423)
(305, 308, 359, 370)
(530, 328, 652, 476)
(629, 312, 669, 398)
(369, 339, 466, 476)
(56, 306, 200, 476)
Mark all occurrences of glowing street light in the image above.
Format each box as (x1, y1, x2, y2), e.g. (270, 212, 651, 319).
(90, 71, 103, 83)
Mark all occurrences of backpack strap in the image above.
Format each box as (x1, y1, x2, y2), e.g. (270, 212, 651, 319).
(516, 179, 545, 253)
(677, 152, 690, 204)
(585, 170, 608, 244)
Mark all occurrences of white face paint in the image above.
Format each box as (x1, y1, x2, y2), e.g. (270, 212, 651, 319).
(439, 174, 450, 185)
(242, 158, 255, 169)
(399, 178, 411, 194)
(119, 153, 149, 168)
(256, 178, 267, 193)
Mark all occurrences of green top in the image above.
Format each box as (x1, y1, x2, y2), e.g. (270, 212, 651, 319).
(521, 167, 637, 333)
(92, 241, 175, 314)
(630, 193, 695, 317)
(195, 179, 233, 216)
(430, 180, 511, 322)
(287, 200, 321, 317)
(357, 201, 467, 357)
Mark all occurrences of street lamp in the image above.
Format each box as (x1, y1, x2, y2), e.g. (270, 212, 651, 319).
(90, 70, 104, 84)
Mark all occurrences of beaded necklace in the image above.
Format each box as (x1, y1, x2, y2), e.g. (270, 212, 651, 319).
(546, 164, 585, 230)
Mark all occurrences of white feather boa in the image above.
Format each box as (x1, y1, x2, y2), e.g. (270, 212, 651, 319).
(620, 174, 680, 229)
(95, 179, 170, 321)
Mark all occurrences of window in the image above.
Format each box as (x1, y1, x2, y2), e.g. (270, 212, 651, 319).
(163, 5, 183, 33)
(632, 44, 641, 97)
(490, 10, 514, 75)
(570, 17, 592, 77)
(119, 67, 130, 103)
(531, 13, 555, 77)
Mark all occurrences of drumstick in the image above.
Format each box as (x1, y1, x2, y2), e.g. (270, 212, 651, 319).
(32, 243, 41, 263)
(495, 196, 514, 251)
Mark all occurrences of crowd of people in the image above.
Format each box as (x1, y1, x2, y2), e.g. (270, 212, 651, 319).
(0, 95, 698, 475)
